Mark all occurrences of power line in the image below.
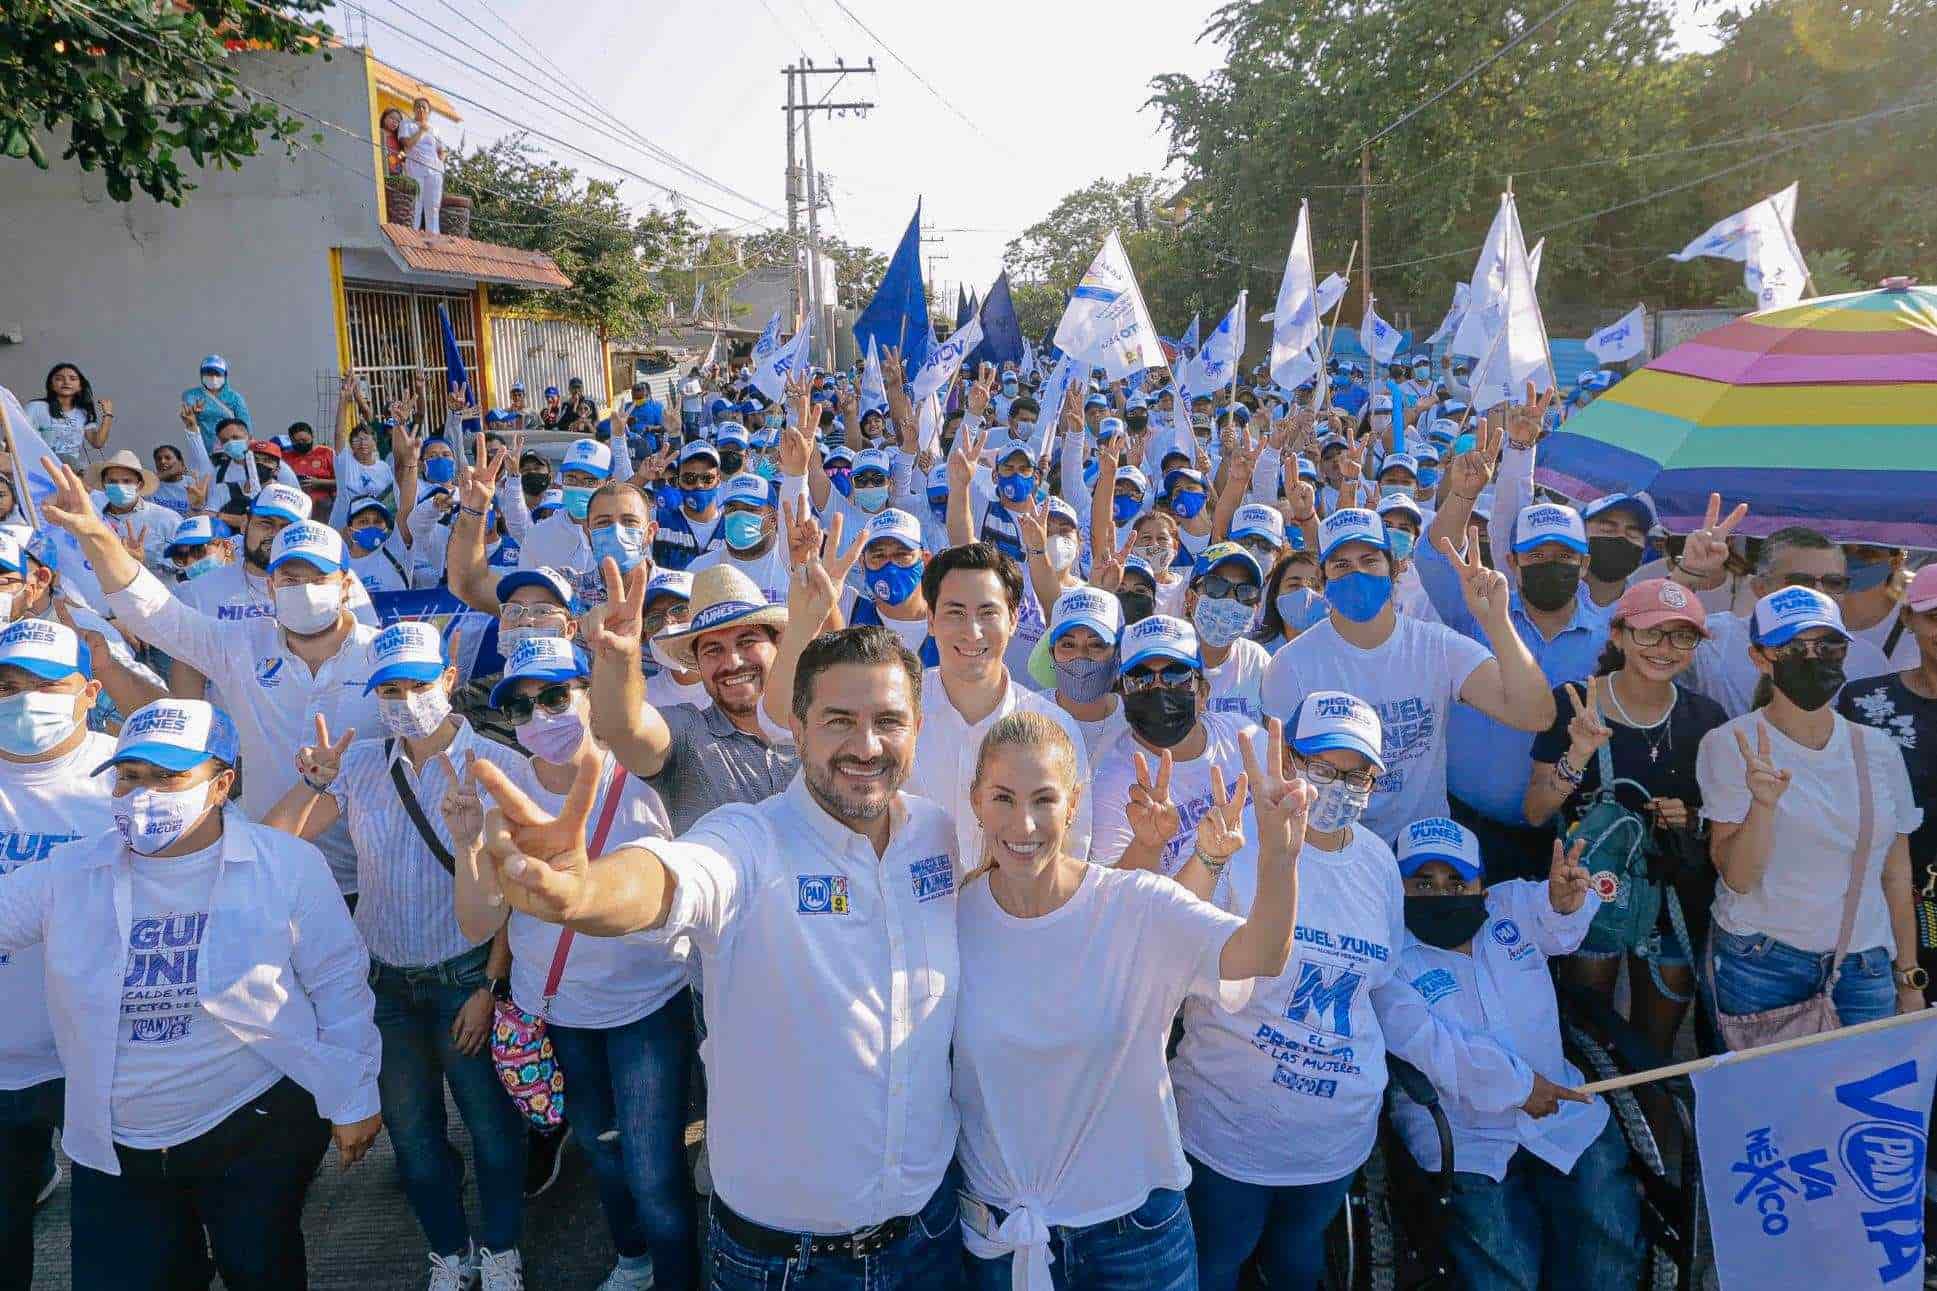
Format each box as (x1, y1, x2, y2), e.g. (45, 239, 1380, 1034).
(1363, 0, 1589, 147)
(824, 0, 1008, 155)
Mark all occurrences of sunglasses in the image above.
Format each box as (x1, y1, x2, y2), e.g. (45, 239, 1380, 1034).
(1770, 638, 1850, 663)
(500, 682, 579, 726)
(1195, 574, 1262, 606)
(1120, 662, 1197, 693)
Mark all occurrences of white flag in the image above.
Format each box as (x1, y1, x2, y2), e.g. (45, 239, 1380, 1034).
(916, 392, 943, 456)
(750, 310, 783, 371)
(1694, 1018, 1937, 1290)
(1053, 231, 1167, 380)
(1033, 351, 1081, 461)
(1425, 282, 1471, 347)
(1586, 305, 1647, 364)
(700, 332, 720, 372)
(1468, 194, 1553, 412)
(1452, 198, 1515, 360)
(1360, 302, 1403, 364)
(911, 316, 982, 403)
(1195, 293, 1248, 398)
(1528, 237, 1545, 286)
(860, 336, 888, 412)
(1671, 182, 1808, 311)
(0, 386, 106, 609)
(691, 280, 704, 320)
(1315, 272, 1349, 317)
(753, 314, 811, 403)
(1271, 202, 1323, 391)
(1020, 335, 1038, 382)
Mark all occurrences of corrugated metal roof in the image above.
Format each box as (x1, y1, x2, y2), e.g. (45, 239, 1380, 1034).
(381, 225, 571, 290)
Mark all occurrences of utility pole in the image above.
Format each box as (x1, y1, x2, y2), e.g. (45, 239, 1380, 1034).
(781, 58, 876, 369)
(921, 222, 950, 323)
(1360, 144, 1373, 334)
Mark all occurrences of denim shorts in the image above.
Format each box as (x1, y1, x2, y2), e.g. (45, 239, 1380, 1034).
(1710, 928, 1895, 1026)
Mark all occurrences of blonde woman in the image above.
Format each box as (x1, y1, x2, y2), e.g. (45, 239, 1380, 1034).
(951, 711, 1314, 1290)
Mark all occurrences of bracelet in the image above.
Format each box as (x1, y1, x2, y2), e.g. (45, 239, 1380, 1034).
(1554, 755, 1585, 787)
(1194, 847, 1234, 877)
(457, 503, 486, 518)
(301, 773, 334, 795)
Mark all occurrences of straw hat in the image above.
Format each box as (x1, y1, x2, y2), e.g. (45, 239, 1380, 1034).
(650, 565, 788, 671)
(85, 450, 158, 497)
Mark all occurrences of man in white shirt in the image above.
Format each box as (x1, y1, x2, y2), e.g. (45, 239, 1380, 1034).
(688, 474, 793, 604)
(471, 625, 966, 1289)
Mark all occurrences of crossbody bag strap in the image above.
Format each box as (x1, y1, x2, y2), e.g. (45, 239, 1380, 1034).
(541, 761, 630, 1009)
(387, 737, 457, 875)
(1826, 722, 1877, 972)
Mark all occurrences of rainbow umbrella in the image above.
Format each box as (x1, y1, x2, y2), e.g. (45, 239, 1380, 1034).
(1538, 281, 1937, 547)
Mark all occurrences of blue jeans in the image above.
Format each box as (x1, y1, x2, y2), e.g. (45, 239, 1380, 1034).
(1710, 928, 1896, 1035)
(0, 1080, 60, 1291)
(706, 1165, 964, 1290)
(548, 990, 699, 1291)
(371, 946, 528, 1256)
(1439, 1116, 1642, 1291)
(965, 1188, 1196, 1290)
(1186, 1156, 1353, 1291)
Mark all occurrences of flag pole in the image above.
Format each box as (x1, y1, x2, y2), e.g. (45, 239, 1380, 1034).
(1577, 1007, 1937, 1096)
(1314, 241, 1359, 416)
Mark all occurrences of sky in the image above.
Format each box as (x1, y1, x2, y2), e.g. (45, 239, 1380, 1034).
(328, 0, 1740, 298)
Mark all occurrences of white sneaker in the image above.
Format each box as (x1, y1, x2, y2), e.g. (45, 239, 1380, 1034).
(478, 1247, 524, 1291)
(426, 1247, 475, 1291)
(598, 1260, 656, 1290)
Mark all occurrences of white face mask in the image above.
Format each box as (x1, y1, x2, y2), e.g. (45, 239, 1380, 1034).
(1307, 778, 1372, 834)
(379, 686, 450, 740)
(1045, 533, 1080, 572)
(0, 592, 13, 624)
(0, 690, 81, 757)
(496, 624, 564, 656)
(201, 374, 225, 393)
(274, 581, 343, 635)
(114, 780, 216, 856)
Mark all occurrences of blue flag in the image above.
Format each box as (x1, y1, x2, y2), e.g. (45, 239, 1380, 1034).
(436, 303, 470, 404)
(969, 270, 1025, 370)
(853, 201, 931, 374)
(954, 285, 976, 331)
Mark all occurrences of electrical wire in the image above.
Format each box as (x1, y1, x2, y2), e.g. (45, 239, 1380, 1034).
(1363, 0, 1589, 147)
(824, 0, 1008, 155)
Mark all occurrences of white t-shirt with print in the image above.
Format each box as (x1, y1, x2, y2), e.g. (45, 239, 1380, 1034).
(689, 540, 789, 605)
(1090, 712, 1263, 874)
(1260, 616, 1492, 845)
(1203, 637, 1272, 723)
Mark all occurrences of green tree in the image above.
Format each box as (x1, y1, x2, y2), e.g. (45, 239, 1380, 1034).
(1, 0, 332, 204)
(737, 231, 891, 311)
(1004, 175, 1169, 295)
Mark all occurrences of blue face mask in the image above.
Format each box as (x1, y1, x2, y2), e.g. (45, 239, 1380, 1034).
(1169, 489, 1207, 520)
(590, 523, 650, 574)
(995, 473, 1034, 505)
(830, 469, 853, 498)
(1452, 432, 1476, 457)
(1325, 571, 1393, 623)
(1112, 494, 1142, 526)
(1389, 530, 1416, 561)
(221, 439, 250, 462)
(562, 485, 594, 520)
(423, 457, 456, 484)
(722, 510, 767, 552)
(853, 484, 891, 514)
(868, 559, 925, 607)
(1417, 468, 1440, 490)
(104, 482, 138, 508)
(927, 490, 948, 520)
(1275, 587, 1329, 632)
(183, 553, 221, 581)
(682, 485, 718, 513)
(350, 525, 388, 552)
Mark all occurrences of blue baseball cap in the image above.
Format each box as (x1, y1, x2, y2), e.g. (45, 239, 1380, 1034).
(543, 385, 560, 399)
(199, 354, 228, 374)
(645, 568, 694, 607)
(561, 439, 614, 480)
(1397, 817, 1483, 881)
(1192, 541, 1264, 586)
(1119, 614, 1202, 675)
(1750, 586, 1851, 648)
(715, 423, 750, 449)
(1317, 508, 1389, 561)
(490, 636, 591, 707)
(163, 514, 233, 556)
(1291, 690, 1385, 771)
(91, 699, 239, 775)
(0, 618, 92, 681)
(266, 521, 347, 574)
(364, 621, 449, 692)
(495, 565, 580, 612)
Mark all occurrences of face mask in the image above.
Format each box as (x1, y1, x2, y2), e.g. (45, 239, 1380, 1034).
(1117, 590, 1156, 625)
(379, 686, 451, 740)
(183, 554, 221, 581)
(1325, 571, 1392, 623)
(927, 491, 948, 521)
(720, 451, 745, 475)
(1123, 686, 1199, 749)
(521, 471, 551, 495)
(1519, 561, 1582, 612)
(515, 701, 588, 764)
(722, 510, 768, 552)
(1586, 535, 1645, 584)
(1771, 653, 1846, 711)
(1307, 776, 1372, 832)
(422, 457, 457, 485)
(562, 485, 594, 520)
(1276, 587, 1329, 632)
(1192, 594, 1254, 648)
(221, 439, 250, 462)
(995, 474, 1034, 505)
(753, 459, 780, 482)
(1404, 893, 1490, 949)
(830, 469, 853, 498)
(1053, 656, 1115, 704)
(0, 690, 81, 757)
(350, 525, 388, 552)
(1045, 534, 1080, 572)
(274, 581, 343, 634)
(497, 623, 563, 656)
(682, 485, 718, 513)
(104, 482, 138, 508)
(590, 523, 650, 574)
(853, 484, 891, 513)
(765, 414, 784, 430)
(1014, 420, 1036, 439)
(1846, 558, 1893, 593)
(1112, 494, 1142, 526)
(868, 560, 924, 607)
(1417, 468, 1440, 490)
(202, 374, 225, 393)
(1169, 490, 1207, 520)
(1389, 530, 1416, 562)
(115, 780, 217, 856)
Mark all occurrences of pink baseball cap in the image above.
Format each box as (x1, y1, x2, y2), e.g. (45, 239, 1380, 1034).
(1614, 577, 1710, 636)
(1906, 565, 1937, 613)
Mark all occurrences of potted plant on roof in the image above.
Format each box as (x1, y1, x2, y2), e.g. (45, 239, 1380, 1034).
(439, 191, 473, 239)
(384, 171, 419, 226)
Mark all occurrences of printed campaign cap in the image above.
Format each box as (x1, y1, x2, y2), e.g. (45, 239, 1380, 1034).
(91, 699, 239, 775)
(1614, 577, 1710, 636)
(645, 568, 694, 607)
(720, 475, 773, 509)
(560, 439, 614, 479)
(715, 422, 750, 449)
(1231, 503, 1287, 548)
(853, 447, 895, 477)
(250, 481, 312, 524)
(1115, 465, 1149, 495)
(997, 439, 1038, 467)
(0, 618, 92, 681)
(532, 488, 565, 518)
(1119, 614, 1202, 675)
(344, 495, 394, 524)
(1048, 584, 1124, 647)
(363, 621, 448, 692)
(1427, 418, 1461, 445)
(1044, 496, 1080, 530)
(860, 508, 923, 553)
(1375, 492, 1424, 524)
(1397, 817, 1483, 881)
(1511, 503, 1588, 555)
(1371, 394, 1394, 414)
(1317, 508, 1389, 561)
(1223, 404, 1252, 425)
(199, 354, 229, 374)
(1162, 467, 1206, 495)
(1906, 565, 1937, 614)
(822, 444, 856, 467)
(163, 514, 232, 556)
(1122, 554, 1158, 587)
(1097, 416, 1126, 440)
(1192, 541, 1264, 586)
(510, 381, 526, 394)
(925, 463, 950, 494)
(678, 440, 721, 467)
(1376, 452, 1420, 481)
(1412, 444, 1442, 466)
(1750, 586, 1851, 648)
(1295, 455, 1320, 482)
(1582, 492, 1660, 532)
(1318, 433, 1350, 455)
(489, 636, 591, 706)
(267, 521, 347, 574)
(1291, 690, 1386, 772)
(495, 565, 580, 612)
(1582, 369, 1617, 392)
(1084, 393, 1109, 410)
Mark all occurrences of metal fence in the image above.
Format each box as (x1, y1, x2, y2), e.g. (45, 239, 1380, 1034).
(487, 315, 607, 409)
(343, 280, 481, 428)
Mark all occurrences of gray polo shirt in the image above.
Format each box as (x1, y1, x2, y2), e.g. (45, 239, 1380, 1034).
(649, 701, 800, 836)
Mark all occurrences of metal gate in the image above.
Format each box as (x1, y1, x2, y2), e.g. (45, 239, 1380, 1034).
(488, 315, 607, 410)
(343, 280, 481, 430)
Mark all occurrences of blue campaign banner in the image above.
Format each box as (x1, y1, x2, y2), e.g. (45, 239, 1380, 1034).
(368, 587, 503, 681)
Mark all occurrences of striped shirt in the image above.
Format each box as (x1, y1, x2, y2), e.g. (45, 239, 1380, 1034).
(648, 702, 799, 837)
(331, 720, 527, 968)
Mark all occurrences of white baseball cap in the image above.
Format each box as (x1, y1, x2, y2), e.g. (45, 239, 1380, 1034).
(853, 448, 895, 476)
(1118, 614, 1201, 675)
(720, 475, 773, 509)
(250, 482, 312, 524)
(267, 521, 347, 574)
(1048, 584, 1124, 647)
(1511, 503, 1588, 555)
(645, 568, 694, 605)
(0, 618, 91, 681)
(561, 439, 614, 479)
(91, 699, 239, 775)
(1291, 690, 1386, 771)
(1375, 492, 1423, 524)
(1750, 586, 1851, 647)
(1397, 816, 1483, 881)
(489, 635, 591, 706)
(1231, 503, 1286, 547)
(363, 621, 448, 692)
(678, 441, 720, 468)
(1317, 508, 1389, 561)
(1376, 452, 1420, 480)
(860, 508, 923, 553)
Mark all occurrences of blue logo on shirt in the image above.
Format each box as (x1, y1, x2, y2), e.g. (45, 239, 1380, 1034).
(797, 875, 849, 915)
(255, 657, 284, 689)
(909, 854, 953, 904)
(1491, 919, 1523, 948)
(1285, 961, 1364, 1039)
(1410, 968, 1460, 1005)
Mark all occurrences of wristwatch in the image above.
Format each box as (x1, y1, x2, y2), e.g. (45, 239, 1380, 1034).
(485, 976, 511, 1002)
(1895, 965, 1928, 991)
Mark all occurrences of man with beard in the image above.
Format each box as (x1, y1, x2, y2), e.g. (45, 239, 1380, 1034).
(468, 621, 965, 1291)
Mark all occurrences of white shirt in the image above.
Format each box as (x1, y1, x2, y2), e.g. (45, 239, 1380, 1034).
(689, 539, 789, 605)
(177, 559, 381, 631)
(1698, 712, 1922, 955)
(1688, 610, 1893, 719)
(644, 668, 708, 711)
(1390, 880, 1609, 1181)
(911, 668, 1092, 871)
(0, 813, 380, 1175)
(1261, 616, 1492, 844)
(349, 542, 413, 595)
(953, 866, 1247, 1284)
(1068, 699, 1131, 764)
(26, 399, 91, 460)
(0, 732, 119, 1090)
(333, 455, 395, 513)
(396, 117, 442, 170)
(1170, 827, 1533, 1186)
(516, 511, 592, 575)
(1202, 637, 1272, 722)
(1090, 713, 1262, 874)
(106, 567, 386, 895)
(1851, 606, 1922, 671)
(646, 776, 961, 1233)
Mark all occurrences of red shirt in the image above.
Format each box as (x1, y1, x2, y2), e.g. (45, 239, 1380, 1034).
(285, 445, 336, 483)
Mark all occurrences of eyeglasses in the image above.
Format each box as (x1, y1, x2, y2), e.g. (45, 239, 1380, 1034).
(1195, 574, 1262, 606)
(1296, 756, 1378, 792)
(1627, 625, 1702, 651)
(1779, 571, 1852, 596)
(499, 604, 568, 627)
(677, 472, 719, 489)
(1771, 638, 1850, 663)
(643, 606, 690, 636)
(851, 471, 890, 488)
(1120, 662, 1197, 693)
(500, 682, 579, 725)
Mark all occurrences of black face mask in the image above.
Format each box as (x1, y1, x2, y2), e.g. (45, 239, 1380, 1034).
(290, 439, 313, 454)
(1123, 686, 1198, 749)
(1519, 561, 1582, 612)
(521, 471, 550, 495)
(720, 451, 745, 475)
(1586, 535, 1645, 584)
(1404, 893, 1490, 949)
(1117, 590, 1156, 625)
(1772, 654, 1845, 711)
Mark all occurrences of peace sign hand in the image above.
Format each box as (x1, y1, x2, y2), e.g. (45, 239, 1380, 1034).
(1446, 417, 1502, 498)
(1240, 718, 1318, 863)
(1440, 526, 1511, 627)
(1127, 750, 1182, 850)
(1012, 497, 1049, 553)
(1678, 492, 1749, 581)
(297, 713, 356, 789)
(1090, 532, 1132, 592)
(1548, 836, 1592, 914)
(37, 458, 113, 545)
(581, 557, 647, 663)
(1736, 722, 1792, 808)
(965, 364, 996, 421)
(436, 751, 485, 852)
(788, 510, 857, 631)
(186, 472, 211, 511)
(1194, 762, 1250, 863)
(471, 745, 604, 925)
(1562, 677, 1613, 767)
(947, 423, 987, 494)
(1503, 381, 1555, 449)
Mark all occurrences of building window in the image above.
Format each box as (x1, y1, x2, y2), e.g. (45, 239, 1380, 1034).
(344, 280, 479, 430)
